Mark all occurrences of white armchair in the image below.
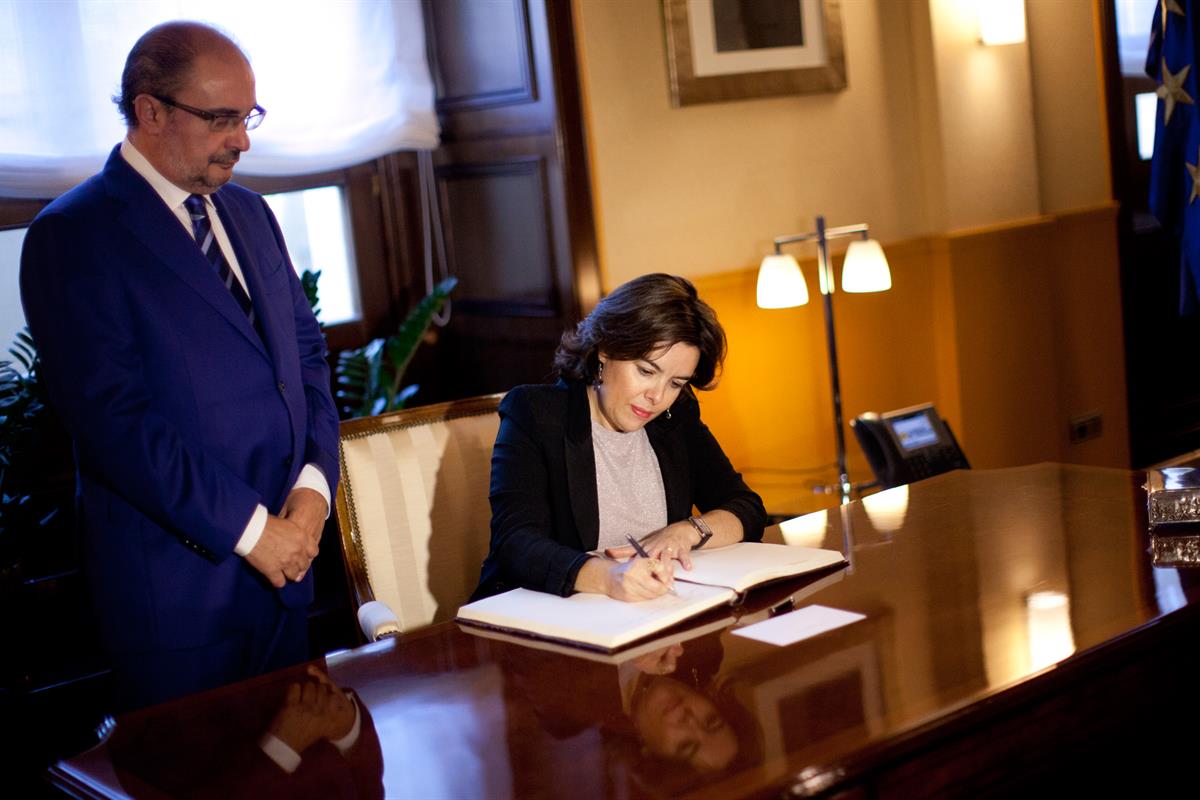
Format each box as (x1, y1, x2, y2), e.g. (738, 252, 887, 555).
(335, 394, 503, 640)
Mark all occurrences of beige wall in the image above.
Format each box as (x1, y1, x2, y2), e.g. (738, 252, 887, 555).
(572, 0, 1126, 505)
(574, 0, 1112, 285)
(1026, 0, 1113, 213)
(574, 0, 932, 284)
(926, 0, 1042, 228)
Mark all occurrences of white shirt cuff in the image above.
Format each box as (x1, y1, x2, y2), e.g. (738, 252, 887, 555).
(256, 694, 360, 774)
(259, 733, 302, 774)
(234, 463, 330, 559)
(292, 464, 332, 519)
(234, 504, 268, 557)
(330, 693, 362, 753)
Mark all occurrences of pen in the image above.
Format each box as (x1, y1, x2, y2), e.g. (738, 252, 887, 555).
(625, 534, 678, 596)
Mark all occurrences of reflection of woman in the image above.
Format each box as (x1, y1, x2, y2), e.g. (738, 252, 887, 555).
(472, 273, 767, 601)
(496, 632, 762, 793)
(621, 635, 762, 778)
(630, 668, 739, 771)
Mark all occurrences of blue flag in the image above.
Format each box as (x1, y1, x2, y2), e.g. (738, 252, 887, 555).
(1148, 0, 1200, 314)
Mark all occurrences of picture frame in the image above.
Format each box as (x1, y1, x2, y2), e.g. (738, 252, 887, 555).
(661, 0, 847, 107)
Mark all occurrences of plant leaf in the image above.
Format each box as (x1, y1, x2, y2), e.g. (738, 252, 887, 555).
(385, 277, 456, 400)
(395, 383, 419, 409)
(332, 277, 457, 419)
(300, 269, 323, 329)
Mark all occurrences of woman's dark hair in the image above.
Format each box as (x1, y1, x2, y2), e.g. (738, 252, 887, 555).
(554, 273, 726, 390)
(114, 22, 244, 127)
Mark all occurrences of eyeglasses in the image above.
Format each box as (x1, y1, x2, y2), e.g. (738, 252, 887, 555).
(153, 95, 266, 132)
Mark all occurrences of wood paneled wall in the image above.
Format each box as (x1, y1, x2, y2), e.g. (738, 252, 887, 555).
(413, 0, 600, 401)
(690, 207, 1129, 516)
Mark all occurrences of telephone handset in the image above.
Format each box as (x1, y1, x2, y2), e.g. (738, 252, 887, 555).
(851, 403, 969, 489)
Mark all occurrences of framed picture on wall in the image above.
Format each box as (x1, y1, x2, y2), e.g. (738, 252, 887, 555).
(662, 0, 847, 107)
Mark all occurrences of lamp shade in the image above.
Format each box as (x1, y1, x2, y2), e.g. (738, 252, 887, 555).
(841, 239, 892, 293)
(757, 254, 809, 308)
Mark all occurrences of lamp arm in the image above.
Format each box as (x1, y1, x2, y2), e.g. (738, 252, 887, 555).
(772, 224, 870, 251)
(773, 232, 819, 249)
(823, 222, 870, 240)
(767, 215, 881, 505)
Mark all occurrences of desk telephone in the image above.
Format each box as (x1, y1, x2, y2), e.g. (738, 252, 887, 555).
(851, 403, 969, 489)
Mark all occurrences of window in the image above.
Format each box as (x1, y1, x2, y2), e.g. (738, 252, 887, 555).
(0, 1, 437, 198)
(1114, 0, 1156, 77)
(0, 226, 28, 358)
(264, 186, 359, 326)
(0, 155, 410, 357)
(0, 4, 434, 355)
(1135, 91, 1157, 161)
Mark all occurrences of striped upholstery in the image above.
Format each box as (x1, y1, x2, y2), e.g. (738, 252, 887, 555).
(336, 394, 503, 636)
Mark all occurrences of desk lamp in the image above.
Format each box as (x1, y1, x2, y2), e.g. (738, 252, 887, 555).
(757, 216, 892, 505)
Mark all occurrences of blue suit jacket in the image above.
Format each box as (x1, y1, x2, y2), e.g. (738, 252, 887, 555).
(19, 146, 340, 655)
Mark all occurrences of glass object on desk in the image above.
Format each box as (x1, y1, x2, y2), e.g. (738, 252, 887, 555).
(1145, 469, 1200, 566)
(1146, 467, 1200, 533)
(1151, 534, 1200, 567)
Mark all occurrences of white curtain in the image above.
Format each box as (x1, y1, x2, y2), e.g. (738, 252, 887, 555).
(0, 0, 439, 199)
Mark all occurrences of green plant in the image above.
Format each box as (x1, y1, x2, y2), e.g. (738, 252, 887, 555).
(300, 269, 323, 330)
(335, 277, 457, 418)
(0, 329, 61, 577)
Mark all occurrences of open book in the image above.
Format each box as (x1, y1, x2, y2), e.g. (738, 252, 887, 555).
(455, 542, 847, 652)
(460, 566, 848, 662)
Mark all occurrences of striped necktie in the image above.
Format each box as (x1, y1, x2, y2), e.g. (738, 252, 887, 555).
(183, 194, 256, 325)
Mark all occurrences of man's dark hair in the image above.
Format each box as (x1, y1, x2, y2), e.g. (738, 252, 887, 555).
(114, 21, 244, 127)
(554, 273, 727, 390)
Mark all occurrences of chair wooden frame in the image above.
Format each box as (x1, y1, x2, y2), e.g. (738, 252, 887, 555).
(335, 393, 504, 631)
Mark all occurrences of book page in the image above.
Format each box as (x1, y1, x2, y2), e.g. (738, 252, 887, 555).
(456, 581, 736, 651)
(680, 542, 846, 593)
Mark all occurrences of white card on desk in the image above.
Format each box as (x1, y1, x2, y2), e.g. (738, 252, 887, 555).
(732, 604, 865, 646)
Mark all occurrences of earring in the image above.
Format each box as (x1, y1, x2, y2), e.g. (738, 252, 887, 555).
(666, 408, 672, 419)
(596, 361, 604, 385)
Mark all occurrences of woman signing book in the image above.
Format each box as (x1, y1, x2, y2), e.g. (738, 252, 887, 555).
(471, 273, 767, 602)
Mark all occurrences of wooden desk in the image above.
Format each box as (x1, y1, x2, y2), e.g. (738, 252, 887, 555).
(50, 464, 1200, 798)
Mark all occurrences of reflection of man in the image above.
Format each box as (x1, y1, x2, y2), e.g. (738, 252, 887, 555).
(110, 665, 384, 800)
(19, 21, 338, 710)
(258, 666, 381, 797)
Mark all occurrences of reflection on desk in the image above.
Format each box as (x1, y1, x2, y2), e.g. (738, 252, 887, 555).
(66, 664, 383, 799)
(51, 465, 1200, 798)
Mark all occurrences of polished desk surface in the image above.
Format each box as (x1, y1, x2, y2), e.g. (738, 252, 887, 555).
(52, 464, 1198, 799)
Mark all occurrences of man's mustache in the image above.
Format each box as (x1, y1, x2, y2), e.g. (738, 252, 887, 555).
(209, 150, 241, 166)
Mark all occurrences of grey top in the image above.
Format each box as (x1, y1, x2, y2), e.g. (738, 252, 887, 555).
(591, 419, 668, 552)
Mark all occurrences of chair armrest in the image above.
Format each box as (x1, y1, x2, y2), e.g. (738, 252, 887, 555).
(357, 600, 402, 641)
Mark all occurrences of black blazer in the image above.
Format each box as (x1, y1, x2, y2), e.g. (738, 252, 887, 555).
(472, 380, 767, 599)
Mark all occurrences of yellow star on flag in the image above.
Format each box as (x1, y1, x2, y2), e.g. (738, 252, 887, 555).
(1188, 147, 1200, 205)
(1164, 0, 1185, 35)
(1159, 59, 1195, 125)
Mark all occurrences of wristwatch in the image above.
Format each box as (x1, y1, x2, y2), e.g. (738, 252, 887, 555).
(688, 516, 713, 550)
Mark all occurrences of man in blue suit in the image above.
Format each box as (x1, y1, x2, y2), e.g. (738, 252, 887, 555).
(19, 21, 340, 710)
